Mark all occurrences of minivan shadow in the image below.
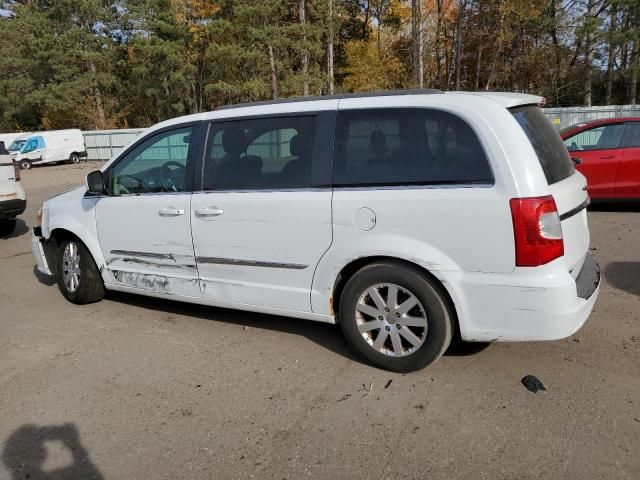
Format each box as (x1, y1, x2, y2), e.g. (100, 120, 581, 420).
(105, 291, 489, 364)
(105, 291, 366, 365)
(589, 200, 640, 212)
(605, 262, 640, 297)
(33, 266, 57, 286)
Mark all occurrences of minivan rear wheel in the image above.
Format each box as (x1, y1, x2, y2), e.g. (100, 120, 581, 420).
(57, 238, 105, 304)
(339, 261, 453, 372)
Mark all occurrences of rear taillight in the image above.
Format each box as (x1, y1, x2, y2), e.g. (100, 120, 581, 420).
(12, 159, 20, 181)
(509, 195, 563, 266)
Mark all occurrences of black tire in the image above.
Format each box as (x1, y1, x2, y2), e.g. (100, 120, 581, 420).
(57, 237, 105, 304)
(19, 159, 31, 170)
(69, 153, 80, 164)
(0, 219, 16, 237)
(339, 261, 453, 372)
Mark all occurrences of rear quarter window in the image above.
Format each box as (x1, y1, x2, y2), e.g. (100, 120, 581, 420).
(510, 106, 574, 184)
(333, 108, 493, 187)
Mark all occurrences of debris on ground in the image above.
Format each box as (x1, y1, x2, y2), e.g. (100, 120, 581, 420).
(384, 379, 392, 389)
(337, 393, 351, 403)
(521, 375, 546, 393)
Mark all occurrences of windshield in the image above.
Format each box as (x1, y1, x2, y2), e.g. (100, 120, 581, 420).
(510, 106, 575, 185)
(20, 138, 38, 154)
(8, 140, 25, 152)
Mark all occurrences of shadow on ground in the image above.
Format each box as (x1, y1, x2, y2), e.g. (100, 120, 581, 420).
(605, 262, 640, 297)
(0, 219, 28, 240)
(589, 201, 640, 212)
(2, 423, 103, 480)
(106, 290, 488, 364)
(33, 266, 57, 286)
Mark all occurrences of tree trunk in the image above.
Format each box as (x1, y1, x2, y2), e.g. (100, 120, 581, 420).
(474, 0, 484, 90)
(583, 0, 595, 107)
(327, 0, 334, 94)
(454, 0, 465, 90)
(605, 3, 617, 105)
(435, 0, 443, 89)
(630, 5, 640, 105)
(411, 0, 424, 88)
(299, 0, 309, 96)
(87, 59, 106, 129)
(268, 44, 279, 99)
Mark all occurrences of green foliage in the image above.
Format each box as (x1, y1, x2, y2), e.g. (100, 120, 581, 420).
(1, 0, 640, 130)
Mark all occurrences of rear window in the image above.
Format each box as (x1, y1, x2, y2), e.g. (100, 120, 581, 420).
(511, 106, 574, 184)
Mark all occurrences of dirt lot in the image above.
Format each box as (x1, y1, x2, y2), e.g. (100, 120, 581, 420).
(1, 163, 639, 479)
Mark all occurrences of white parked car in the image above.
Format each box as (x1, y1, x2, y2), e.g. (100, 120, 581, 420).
(16, 129, 87, 170)
(0, 145, 26, 235)
(31, 91, 600, 371)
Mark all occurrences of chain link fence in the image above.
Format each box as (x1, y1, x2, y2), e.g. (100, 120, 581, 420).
(543, 105, 640, 130)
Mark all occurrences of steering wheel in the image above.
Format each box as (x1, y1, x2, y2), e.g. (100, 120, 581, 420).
(160, 161, 186, 192)
(117, 174, 149, 194)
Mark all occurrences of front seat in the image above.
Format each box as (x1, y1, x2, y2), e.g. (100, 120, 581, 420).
(216, 126, 262, 189)
(281, 134, 309, 186)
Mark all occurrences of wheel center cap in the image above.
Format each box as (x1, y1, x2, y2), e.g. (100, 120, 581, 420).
(386, 313, 397, 324)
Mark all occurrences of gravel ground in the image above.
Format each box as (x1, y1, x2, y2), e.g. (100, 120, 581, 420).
(0, 163, 638, 480)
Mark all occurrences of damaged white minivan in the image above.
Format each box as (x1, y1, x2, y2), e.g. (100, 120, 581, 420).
(32, 90, 600, 372)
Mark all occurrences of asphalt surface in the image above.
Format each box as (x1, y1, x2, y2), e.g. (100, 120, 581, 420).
(1, 163, 639, 479)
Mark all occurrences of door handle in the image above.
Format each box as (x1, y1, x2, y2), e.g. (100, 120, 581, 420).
(599, 155, 615, 160)
(158, 207, 185, 217)
(195, 206, 224, 217)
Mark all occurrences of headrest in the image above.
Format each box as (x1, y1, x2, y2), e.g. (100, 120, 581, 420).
(222, 126, 247, 155)
(370, 130, 387, 153)
(290, 134, 305, 157)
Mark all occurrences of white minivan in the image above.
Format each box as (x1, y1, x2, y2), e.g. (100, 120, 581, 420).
(16, 129, 87, 169)
(31, 91, 600, 371)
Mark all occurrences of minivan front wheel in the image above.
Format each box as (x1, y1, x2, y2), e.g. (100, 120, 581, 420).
(339, 261, 453, 372)
(57, 238, 105, 304)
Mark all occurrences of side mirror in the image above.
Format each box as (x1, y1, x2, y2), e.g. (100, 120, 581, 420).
(86, 170, 106, 195)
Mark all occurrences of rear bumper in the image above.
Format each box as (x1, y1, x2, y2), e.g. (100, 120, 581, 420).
(31, 227, 53, 276)
(454, 253, 600, 342)
(0, 198, 26, 220)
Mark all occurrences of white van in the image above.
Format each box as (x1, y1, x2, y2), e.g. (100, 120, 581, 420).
(0, 149, 26, 235)
(31, 90, 600, 372)
(15, 129, 87, 169)
(0, 133, 32, 154)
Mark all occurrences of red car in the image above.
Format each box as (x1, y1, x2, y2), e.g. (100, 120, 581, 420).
(560, 117, 640, 199)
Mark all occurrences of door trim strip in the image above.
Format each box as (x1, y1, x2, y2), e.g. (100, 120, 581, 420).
(197, 256, 308, 270)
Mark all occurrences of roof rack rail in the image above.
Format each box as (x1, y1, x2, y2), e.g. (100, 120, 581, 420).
(216, 89, 443, 110)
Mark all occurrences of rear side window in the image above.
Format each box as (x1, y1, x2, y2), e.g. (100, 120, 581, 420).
(620, 122, 640, 147)
(203, 116, 315, 190)
(510, 106, 574, 185)
(564, 124, 624, 151)
(333, 108, 492, 187)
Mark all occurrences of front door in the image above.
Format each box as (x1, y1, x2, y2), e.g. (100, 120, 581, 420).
(564, 123, 624, 198)
(96, 125, 201, 297)
(191, 113, 334, 312)
(616, 121, 640, 198)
